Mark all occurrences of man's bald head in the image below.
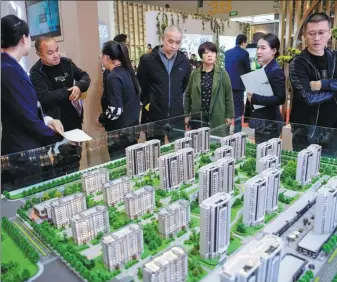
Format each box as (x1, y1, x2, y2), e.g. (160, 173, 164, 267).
(35, 36, 61, 66)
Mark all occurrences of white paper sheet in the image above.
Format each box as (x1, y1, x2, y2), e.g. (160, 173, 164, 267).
(240, 68, 274, 109)
(63, 129, 92, 142)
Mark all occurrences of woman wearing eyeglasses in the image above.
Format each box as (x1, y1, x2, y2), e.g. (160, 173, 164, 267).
(245, 33, 286, 143)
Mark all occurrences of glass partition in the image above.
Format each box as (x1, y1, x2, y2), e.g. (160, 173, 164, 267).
(1, 112, 337, 194)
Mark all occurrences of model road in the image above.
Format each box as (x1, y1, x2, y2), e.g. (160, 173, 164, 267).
(315, 252, 337, 282)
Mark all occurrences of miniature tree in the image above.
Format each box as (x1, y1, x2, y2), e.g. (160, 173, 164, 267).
(237, 223, 247, 233)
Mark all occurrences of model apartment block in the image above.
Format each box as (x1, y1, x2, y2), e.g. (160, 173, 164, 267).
(81, 167, 109, 195)
(71, 205, 110, 245)
(296, 144, 321, 185)
(257, 155, 278, 173)
(125, 139, 160, 178)
(261, 168, 281, 214)
(124, 186, 155, 219)
(158, 200, 190, 238)
(220, 132, 247, 161)
(174, 137, 192, 152)
(159, 147, 194, 191)
(200, 192, 231, 259)
(143, 246, 188, 282)
(199, 157, 235, 202)
(221, 235, 284, 282)
(103, 176, 132, 207)
(184, 127, 210, 154)
(102, 224, 143, 271)
(314, 185, 337, 234)
(39, 193, 87, 229)
(214, 145, 234, 161)
(243, 175, 267, 226)
(256, 138, 282, 166)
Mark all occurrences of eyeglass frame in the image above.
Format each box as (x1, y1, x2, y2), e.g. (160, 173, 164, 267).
(305, 29, 331, 39)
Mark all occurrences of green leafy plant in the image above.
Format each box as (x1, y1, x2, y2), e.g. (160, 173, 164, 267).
(333, 27, 337, 39)
(277, 48, 301, 68)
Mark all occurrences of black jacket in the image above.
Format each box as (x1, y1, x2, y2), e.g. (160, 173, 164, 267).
(30, 58, 91, 127)
(137, 46, 190, 122)
(1, 53, 62, 155)
(289, 48, 337, 127)
(99, 67, 140, 131)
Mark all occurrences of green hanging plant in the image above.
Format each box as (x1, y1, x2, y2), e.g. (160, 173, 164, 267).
(333, 27, 337, 39)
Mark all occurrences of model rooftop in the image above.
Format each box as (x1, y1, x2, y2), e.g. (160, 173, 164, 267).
(200, 192, 230, 206)
(278, 254, 307, 282)
(297, 230, 331, 253)
(159, 200, 189, 215)
(102, 224, 141, 244)
(245, 234, 283, 258)
(104, 176, 129, 186)
(327, 176, 337, 189)
(72, 205, 107, 220)
(49, 192, 84, 207)
(318, 184, 337, 195)
(222, 253, 261, 277)
(144, 246, 185, 273)
(82, 167, 108, 177)
(125, 186, 153, 197)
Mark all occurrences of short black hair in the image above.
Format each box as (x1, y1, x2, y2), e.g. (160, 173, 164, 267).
(236, 34, 247, 46)
(261, 33, 280, 58)
(35, 35, 54, 52)
(1, 15, 29, 48)
(113, 34, 127, 43)
(303, 12, 331, 31)
(198, 41, 217, 58)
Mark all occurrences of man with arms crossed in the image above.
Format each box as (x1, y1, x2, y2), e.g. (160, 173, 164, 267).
(290, 13, 337, 156)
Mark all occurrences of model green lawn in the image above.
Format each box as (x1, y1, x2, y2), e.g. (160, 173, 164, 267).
(1, 230, 38, 282)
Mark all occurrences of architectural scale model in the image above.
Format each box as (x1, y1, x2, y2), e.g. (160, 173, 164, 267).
(102, 224, 143, 271)
(221, 234, 284, 282)
(159, 147, 194, 191)
(296, 144, 322, 185)
(4, 123, 337, 282)
(71, 205, 110, 245)
(103, 176, 132, 207)
(200, 192, 231, 259)
(158, 200, 190, 238)
(32, 192, 87, 228)
(184, 127, 210, 154)
(82, 167, 109, 195)
(198, 156, 235, 202)
(125, 139, 160, 178)
(214, 145, 234, 161)
(124, 186, 155, 219)
(143, 246, 188, 282)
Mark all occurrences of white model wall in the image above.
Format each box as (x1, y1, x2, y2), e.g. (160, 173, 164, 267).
(145, 11, 241, 47)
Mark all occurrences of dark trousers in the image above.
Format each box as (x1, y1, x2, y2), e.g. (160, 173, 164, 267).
(233, 90, 244, 133)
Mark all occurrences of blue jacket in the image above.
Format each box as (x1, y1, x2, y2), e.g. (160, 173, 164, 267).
(225, 45, 251, 91)
(1, 53, 62, 155)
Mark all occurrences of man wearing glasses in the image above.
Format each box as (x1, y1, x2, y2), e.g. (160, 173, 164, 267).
(290, 12, 337, 156)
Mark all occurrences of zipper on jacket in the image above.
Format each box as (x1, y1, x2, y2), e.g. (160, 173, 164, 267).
(168, 60, 171, 118)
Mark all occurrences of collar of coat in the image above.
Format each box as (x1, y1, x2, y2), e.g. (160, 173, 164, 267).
(191, 64, 223, 94)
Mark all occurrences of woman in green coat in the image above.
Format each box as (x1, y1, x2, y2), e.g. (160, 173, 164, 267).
(184, 41, 234, 133)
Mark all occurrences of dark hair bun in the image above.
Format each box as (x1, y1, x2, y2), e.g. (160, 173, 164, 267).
(1, 15, 29, 48)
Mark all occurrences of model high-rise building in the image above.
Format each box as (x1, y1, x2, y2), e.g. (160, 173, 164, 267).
(232, 132, 248, 160)
(261, 168, 280, 214)
(102, 224, 143, 270)
(158, 200, 190, 238)
(81, 168, 109, 195)
(174, 137, 192, 151)
(314, 185, 337, 234)
(296, 149, 314, 185)
(269, 138, 282, 165)
(215, 145, 234, 161)
(49, 193, 87, 228)
(307, 144, 321, 177)
(103, 176, 132, 207)
(126, 140, 160, 178)
(256, 141, 273, 163)
(221, 235, 284, 282)
(221, 133, 247, 160)
(199, 157, 235, 202)
(185, 127, 210, 154)
(243, 175, 267, 226)
(257, 155, 278, 173)
(159, 148, 194, 191)
(200, 192, 231, 259)
(71, 205, 109, 245)
(143, 246, 188, 282)
(124, 186, 155, 219)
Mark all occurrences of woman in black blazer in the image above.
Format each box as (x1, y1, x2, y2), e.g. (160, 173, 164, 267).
(245, 33, 286, 143)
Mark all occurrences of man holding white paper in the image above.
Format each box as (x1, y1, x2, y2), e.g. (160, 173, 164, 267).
(242, 33, 285, 143)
